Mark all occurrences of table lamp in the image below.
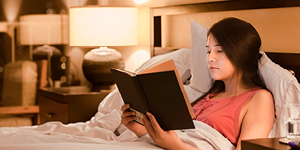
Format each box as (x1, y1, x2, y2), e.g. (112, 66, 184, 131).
(69, 6, 137, 91)
(20, 14, 68, 87)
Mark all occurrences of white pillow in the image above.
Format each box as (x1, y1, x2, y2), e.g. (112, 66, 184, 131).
(190, 20, 212, 93)
(259, 52, 300, 137)
(135, 48, 191, 83)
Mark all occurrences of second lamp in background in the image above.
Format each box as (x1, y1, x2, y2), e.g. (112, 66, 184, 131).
(20, 14, 69, 88)
(69, 6, 137, 91)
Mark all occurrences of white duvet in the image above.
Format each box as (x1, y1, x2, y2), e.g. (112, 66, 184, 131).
(0, 86, 234, 150)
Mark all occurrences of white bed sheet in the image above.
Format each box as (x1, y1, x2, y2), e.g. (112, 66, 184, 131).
(0, 121, 234, 150)
(0, 85, 234, 150)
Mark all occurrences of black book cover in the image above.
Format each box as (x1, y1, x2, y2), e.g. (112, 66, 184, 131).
(137, 71, 194, 130)
(110, 65, 195, 130)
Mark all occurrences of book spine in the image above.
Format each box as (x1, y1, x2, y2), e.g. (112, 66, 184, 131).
(131, 76, 151, 114)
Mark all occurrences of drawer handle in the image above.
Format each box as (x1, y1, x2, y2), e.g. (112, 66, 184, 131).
(45, 113, 57, 118)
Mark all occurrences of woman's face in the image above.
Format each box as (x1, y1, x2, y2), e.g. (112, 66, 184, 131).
(206, 34, 236, 81)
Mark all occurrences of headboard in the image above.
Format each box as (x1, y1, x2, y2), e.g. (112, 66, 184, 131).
(150, 0, 300, 83)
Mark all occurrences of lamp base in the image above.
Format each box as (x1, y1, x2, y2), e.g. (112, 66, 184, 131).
(33, 45, 62, 88)
(82, 47, 125, 88)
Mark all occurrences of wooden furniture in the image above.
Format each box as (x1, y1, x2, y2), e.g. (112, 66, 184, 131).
(38, 86, 111, 124)
(241, 137, 290, 150)
(0, 105, 40, 125)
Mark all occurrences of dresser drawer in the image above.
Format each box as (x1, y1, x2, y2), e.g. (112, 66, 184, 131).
(39, 97, 68, 124)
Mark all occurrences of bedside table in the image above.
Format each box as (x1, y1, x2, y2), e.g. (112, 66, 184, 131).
(241, 137, 290, 150)
(37, 86, 111, 124)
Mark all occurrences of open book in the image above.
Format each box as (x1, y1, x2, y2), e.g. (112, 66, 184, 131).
(110, 59, 195, 131)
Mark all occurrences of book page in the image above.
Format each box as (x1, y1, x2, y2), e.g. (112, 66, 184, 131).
(138, 58, 172, 74)
(140, 59, 195, 119)
(110, 68, 151, 115)
(112, 68, 136, 76)
(130, 108, 144, 126)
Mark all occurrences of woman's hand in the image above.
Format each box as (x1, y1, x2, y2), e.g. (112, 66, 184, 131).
(142, 112, 197, 150)
(121, 104, 147, 137)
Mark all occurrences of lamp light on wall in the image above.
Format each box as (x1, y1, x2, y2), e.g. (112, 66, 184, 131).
(133, 0, 149, 4)
(20, 14, 69, 87)
(0, 22, 8, 32)
(69, 6, 137, 91)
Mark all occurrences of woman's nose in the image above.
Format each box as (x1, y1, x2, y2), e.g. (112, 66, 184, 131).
(207, 51, 216, 63)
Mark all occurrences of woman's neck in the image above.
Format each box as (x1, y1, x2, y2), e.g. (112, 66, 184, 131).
(218, 77, 249, 98)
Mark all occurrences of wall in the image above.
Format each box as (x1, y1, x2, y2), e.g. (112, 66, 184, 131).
(98, 0, 225, 7)
(3, 0, 299, 88)
(161, 6, 300, 54)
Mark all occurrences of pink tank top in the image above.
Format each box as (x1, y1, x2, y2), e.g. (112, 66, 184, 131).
(192, 88, 264, 145)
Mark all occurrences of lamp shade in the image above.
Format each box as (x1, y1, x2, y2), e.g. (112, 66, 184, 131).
(19, 14, 69, 45)
(69, 6, 137, 47)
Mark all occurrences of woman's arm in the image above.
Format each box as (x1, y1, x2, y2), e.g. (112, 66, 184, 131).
(121, 104, 197, 149)
(142, 112, 199, 150)
(121, 104, 147, 137)
(236, 90, 275, 150)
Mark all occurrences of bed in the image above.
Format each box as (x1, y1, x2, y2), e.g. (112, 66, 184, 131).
(1, 1, 300, 150)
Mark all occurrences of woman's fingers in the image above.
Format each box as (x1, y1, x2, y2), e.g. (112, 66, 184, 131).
(121, 111, 135, 118)
(121, 106, 136, 120)
(142, 113, 155, 138)
(121, 104, 137, 126)
(121, 115, 136, 125)
(121, 104, 130, 114)
(143, 112, 164, 139)
(147, 112, 164, 133)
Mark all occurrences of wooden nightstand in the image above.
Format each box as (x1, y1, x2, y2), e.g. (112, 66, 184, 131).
(37, 86, 111, 124)
(241, 137, 290, 150)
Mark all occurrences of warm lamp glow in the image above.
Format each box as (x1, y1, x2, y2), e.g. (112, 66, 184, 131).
(69, 7, 137, 47)
(0, 22, 8, 32)
(1, 0, 22, 22)
(134, 0, 149, 4)
(126, 49, 150, 72)
(19, 14, 69, 45)
(62, 0, 88, 8)
(69, 6, 138, 91)
(19, 14, 69, 87)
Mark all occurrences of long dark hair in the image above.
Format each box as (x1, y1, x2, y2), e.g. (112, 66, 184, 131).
(192, 17, 266, 106)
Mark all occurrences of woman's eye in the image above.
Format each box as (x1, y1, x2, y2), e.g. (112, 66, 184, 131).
(207, 51, 211, 54)
(217, 49, 223, 53)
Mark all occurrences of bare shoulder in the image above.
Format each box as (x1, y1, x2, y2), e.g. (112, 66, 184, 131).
(254, 89, 272, 97)
(239, 89, 274, 136)
(245, 88, 274, 116)
(237, 89, 275, 150)
(242, 88, 274, 118)
(249, 89, 273, 106)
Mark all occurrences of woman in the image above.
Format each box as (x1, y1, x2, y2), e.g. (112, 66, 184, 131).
(121, 17, 275, 150)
